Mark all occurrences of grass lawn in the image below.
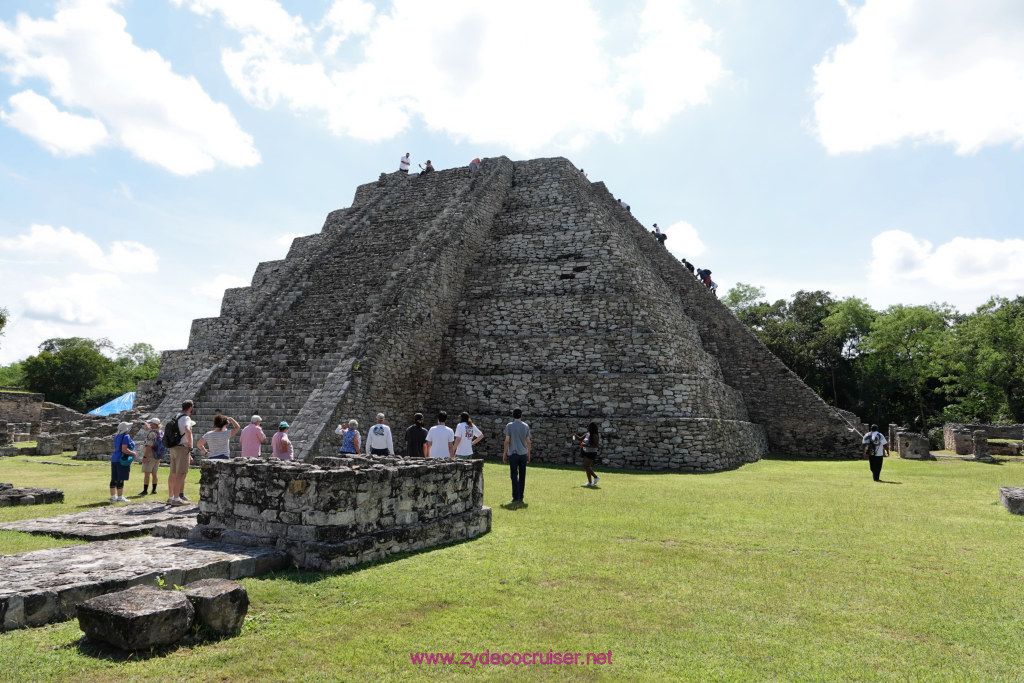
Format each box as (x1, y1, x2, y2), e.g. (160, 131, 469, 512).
(1, 454, 1023, 681)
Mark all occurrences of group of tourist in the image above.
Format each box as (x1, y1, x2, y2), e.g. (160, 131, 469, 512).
(109, 396, 605, 507)
(397, 153, 482, 177)
(678, 258, 718, 297)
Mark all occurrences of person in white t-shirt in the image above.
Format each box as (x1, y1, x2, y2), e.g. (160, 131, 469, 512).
(424, 411, 455, 459)
(399, 152, 411, 174)
(453, 412, 484, 459)
(365, 413, 395, 456)
(861, 423, 890, 482)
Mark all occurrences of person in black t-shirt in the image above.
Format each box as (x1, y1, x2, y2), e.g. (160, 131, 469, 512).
(406, 413, 428, 458)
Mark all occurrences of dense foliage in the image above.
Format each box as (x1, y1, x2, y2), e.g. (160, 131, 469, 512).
(725, 285, 1024, 429)
(4, 337, 160, 412)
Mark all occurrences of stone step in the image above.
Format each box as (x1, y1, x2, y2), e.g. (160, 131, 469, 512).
(0, 501, 194, 540)
(0, 536, 287, 631)
(431, 372, 749, 421)
(438, 331, 721, 376)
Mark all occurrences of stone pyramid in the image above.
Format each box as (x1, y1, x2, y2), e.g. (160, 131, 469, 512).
(138, 156, 856, 471)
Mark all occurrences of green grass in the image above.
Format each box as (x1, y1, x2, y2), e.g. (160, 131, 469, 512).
(9, 442, 37, 449)
(1, 455, 1023, 681)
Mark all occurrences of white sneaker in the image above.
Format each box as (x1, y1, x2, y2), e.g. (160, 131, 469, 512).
(117, 496, 130, 502)
(592, 476, 600, 486)
(109, 496, 118, 502)
(179, 494, 191, 502)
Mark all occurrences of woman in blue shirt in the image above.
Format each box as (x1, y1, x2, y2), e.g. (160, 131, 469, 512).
(110, 421, 137, 503)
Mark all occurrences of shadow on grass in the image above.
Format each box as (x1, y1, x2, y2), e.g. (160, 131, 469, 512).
(264, 526, 494, 585)
(762, 453, 862, 463)
(69, 627, 237, 661)
(75, 502, 111, 510)
(477, 457, 744, 476)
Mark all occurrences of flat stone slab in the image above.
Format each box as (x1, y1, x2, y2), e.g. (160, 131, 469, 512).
(0, 536, 288, 631)
(0, 484, 64, 506)
(1000, 486, 1024, 515)
(0, 501, 198, 540)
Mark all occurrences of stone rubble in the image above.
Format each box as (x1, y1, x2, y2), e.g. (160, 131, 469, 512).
(0, 536, 287, 631)
(0, 483, 64, 506)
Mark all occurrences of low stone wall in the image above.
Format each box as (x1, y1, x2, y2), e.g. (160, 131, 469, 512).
(0, 391, 44, 423)
(0, 483, 64, 506)
(190, 456, 491, 571)
(944, 423, 1024, 454)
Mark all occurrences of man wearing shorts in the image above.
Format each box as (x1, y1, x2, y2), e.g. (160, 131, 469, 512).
(167, 400, 194, 506)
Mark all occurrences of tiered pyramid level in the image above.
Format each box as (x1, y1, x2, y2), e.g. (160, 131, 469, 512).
(140, 157, 855, 471)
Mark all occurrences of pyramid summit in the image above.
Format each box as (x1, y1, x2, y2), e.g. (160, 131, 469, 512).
(138, 156, 857, 470)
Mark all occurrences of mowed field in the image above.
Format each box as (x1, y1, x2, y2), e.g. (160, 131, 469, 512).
(1, 452, 1023, 681)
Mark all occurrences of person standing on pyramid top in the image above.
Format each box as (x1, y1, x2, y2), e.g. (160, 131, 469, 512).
(399, 152, 411, 174)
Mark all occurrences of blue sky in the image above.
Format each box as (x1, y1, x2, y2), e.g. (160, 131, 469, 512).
(1, 0, 1023, 364)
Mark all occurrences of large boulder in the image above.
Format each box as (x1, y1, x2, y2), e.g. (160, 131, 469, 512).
(76, 585, 194, 650)
(35, 435, 64, 456)
(1000, 487, 1024, 516)
(182, 579, 249, 635)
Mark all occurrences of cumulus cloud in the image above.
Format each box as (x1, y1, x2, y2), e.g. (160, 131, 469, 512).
(192, 273, 250, 300)
(172, 0, 725, 151)
(0, 89, 108, 156)
(813, 0, 1024, 154)
(0, 224, 160, 326)
(869, 230, 1024, 291)
(0, 224, 158, 274)
(663, 220, 707, 260)
(0, 0, 260, 174)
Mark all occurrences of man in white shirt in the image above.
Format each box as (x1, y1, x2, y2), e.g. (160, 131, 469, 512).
(424, 411, 455, 459)
(861, 423, 890, 482)
(399, 153, 411, 174)
(365, 413, 395, 456)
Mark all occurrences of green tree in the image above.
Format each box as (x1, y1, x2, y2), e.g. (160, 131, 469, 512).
(936, 296, 1024, 422)
(861, 304, 954, 429)
(0, 361, 24, 388)
(722, 283, 766, 315)
(22, 339, 114, 411)
(0, 306, 8, 347)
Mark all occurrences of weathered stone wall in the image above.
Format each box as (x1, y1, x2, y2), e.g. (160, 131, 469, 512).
(0, 391, 44, 423)
(190, 457, 490, 570)
(944, 423, 1024, 454)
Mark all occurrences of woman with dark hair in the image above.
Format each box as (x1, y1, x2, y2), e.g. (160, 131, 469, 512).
(454, 412, 484, 459)
(198, 414, 240, 460)
(575, 422, 601, 487)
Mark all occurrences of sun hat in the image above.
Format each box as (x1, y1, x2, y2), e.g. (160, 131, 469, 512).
(280, 421, 289, 428)
(251, 415, 262, 423)
(116, 421, 131, 434)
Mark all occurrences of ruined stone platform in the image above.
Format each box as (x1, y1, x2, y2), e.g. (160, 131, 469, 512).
(999, 487, 1024, 515)
(0, 483, 64, 506)
(0, 536, 288, 631)
(0, 501, 198, 540)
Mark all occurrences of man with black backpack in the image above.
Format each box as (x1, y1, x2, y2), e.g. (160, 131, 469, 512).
(163, 399, 195, 506)
(861, 424, 890, 482)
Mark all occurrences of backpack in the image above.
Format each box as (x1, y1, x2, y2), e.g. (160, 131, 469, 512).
(869, 432, 882, 447)
(162, 413, 184, 448)
(152, 430, 166, 459)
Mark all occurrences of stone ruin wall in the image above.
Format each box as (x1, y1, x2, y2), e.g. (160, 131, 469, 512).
(190, 457, 490, 571)
(943, 423, 1024, 455)
(146, 156, 857, 470)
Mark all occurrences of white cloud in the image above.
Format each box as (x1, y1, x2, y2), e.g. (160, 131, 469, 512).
(813, 0, 1024, 154)
(0, 223, 171, 360)
(0, 0, 260, 174)
(0, 89, 108, 155)
(663, 220, 707, 260)
(192, 273, 250, 299)
(869, 230, 1024, 292)
(276, 232, 301, 247)
(0, 224, 158, 274)
(173, 0, 725, 151)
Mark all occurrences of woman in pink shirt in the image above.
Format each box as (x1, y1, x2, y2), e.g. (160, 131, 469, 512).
(271, 421, 294, 460)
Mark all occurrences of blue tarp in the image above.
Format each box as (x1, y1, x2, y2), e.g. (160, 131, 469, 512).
(88, 392, 136, 416)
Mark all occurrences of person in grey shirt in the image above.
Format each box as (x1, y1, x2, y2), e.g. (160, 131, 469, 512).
(502, 408, 531, 504)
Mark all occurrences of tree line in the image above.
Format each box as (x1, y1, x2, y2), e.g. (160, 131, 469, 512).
(0, 334, 160, 414)
(723, 285, 1024, 431)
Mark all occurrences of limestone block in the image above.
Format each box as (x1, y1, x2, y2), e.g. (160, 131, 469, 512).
(77, 585, 194, 651)
(35, 435, 64, 456)
(1000, 487, 1024, 515)
(973, 430, 993, 461)
(182, 578, 249, 635)
(988, 441, 1022, 456)
(898, 433, 934, 460)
